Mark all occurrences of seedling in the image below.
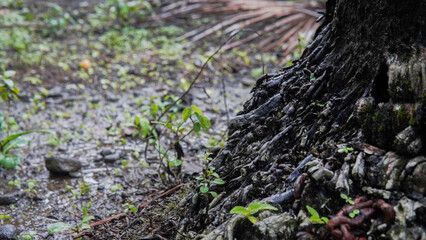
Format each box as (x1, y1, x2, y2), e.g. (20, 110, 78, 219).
(306, 205, 329, 224)
(47, 205, 94, 234)
(349, 209, 360, 218)
(196, 153, 225, 197)
(122, 202, 137, 214)
(230, 202, 278, 224)
(338, 146, 354, 154)
(0, 70, 53, 168)
(8, 179, 21, 187)
(340, 193, 354, 205)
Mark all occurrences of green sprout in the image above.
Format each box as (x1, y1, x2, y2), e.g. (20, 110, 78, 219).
(306, 205, 329, 224)
(230, 202, 278, 224)
(340, 193, 354, 205)
(338, 146, 354, 154)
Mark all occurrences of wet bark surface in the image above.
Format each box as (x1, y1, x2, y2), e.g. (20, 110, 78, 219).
(164, 0, 426, 239)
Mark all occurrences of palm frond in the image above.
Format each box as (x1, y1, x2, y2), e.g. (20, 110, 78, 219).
(156, 0, 324, 54)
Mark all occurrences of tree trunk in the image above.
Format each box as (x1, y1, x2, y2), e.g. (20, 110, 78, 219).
(175, 0, 425, 239)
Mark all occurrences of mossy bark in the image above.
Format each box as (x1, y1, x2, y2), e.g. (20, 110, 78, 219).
(173, 0, 425, 239)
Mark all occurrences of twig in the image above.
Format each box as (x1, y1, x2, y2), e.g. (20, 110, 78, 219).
(155, 31, 240, 122)
(69, 184, 183, 239)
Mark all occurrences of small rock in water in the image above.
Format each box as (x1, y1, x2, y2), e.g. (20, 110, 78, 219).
(0, 192, 20, 205)
(45, 155, 82, 175)
(0, 224, 17, 240)
(48, 86, 64, 98)
(100, 148, 114, 156)
(105, 92, 119, 102)
(103, 153, 121, 163)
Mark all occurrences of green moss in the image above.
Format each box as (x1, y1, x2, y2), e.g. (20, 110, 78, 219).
(361, 104, 373, 113)
(372, 112, 382, 123)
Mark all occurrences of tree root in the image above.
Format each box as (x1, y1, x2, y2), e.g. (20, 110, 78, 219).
(324, 197, 395, 240)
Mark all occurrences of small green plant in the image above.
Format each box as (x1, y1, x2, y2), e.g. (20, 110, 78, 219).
(26, 180, 37, 193)
(47, 205, 94, 234)
(196, 153, 225, 197)
(0, 70, 53, 168)
(110, 184, 123, 192)
(340, 193, 354, 205)
(65, 185, 79, 198)
(132, 95, 211, 182)
(230, 202, 278, 224)
(8, 179, 21, 187)
(78, 181, 91, 195)
(17, 230, 37, 240)
(349, 209, 360, 218)
(306, 205, 329, 224)
(338, 146, 354, 154)
(122, 202, 137, 214)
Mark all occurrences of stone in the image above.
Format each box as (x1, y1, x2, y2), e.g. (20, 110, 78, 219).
(100, 148, 114, 156)
(0, 224, 17, 240)
(48, 86, 64, 98)
(105, 92, 119, 102)
(0, 191, 21, 205)
(103, 153, 121, 163)
(45, 155, 82, 175)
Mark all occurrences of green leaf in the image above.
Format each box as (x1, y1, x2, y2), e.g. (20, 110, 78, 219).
(248, 202, 278, 215)
(0, 214, 11, 219)
(309, 215, 324, 224)
(134, 116, 140, 126)
(182, 107, 191, 122)
(4, 70, 16, 78)
(200, 185, 209, 193)
(306, 205, 320, 218)
(193, 122, 201, 132)
(0, 153, 22, 168)
(82, 206, 88, 216)
(2, 130, 54, 151)
(199, 116, 211, 130)
(79, 223, 91, 231)
(191, 105, 202, 116)
(209, 191, 218, 198)
(340, 193, 348, 199)
(321, 217, 329, 223)
(129, 205, 137, 213)
(229, 206, 249, 216)
(247, 216, 258, 224)
(168, 158, 182, 167)
(338, 149, 345, 153)
(139, 117, 150, 138)
(213, 178, 225, 185)
(47, 222, 72, 234)
(81, 215, 94, 223)
(3, 78, 14, 88)
(211, 172, 220, 178)
(3, 137, 29, 154)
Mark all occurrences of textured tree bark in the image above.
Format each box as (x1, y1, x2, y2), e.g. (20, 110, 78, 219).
(175, 0, 425, 239)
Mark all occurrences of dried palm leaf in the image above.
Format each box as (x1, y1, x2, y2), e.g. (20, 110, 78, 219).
(156, 0, 324, 54)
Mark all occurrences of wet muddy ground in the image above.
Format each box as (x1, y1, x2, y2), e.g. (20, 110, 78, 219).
(0, 0, 283, 239)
